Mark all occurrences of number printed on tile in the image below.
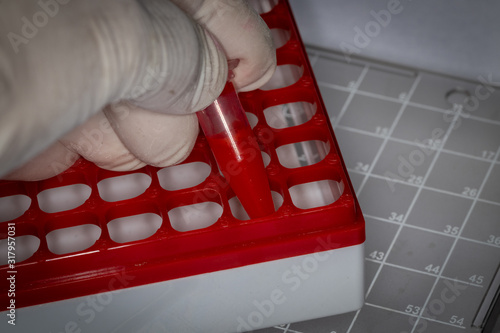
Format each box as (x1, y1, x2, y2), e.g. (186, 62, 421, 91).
(355, 162, 370, 173)
(462, 187, 478, 197)
(424, 264, 440, 274)
(369, 251, 385, 261)
(443, 225, 459, 235)
(405, 304, 421, 315)
(407, 174, 424, 185)
(452, 103, 463, 112)
(487, 235, 500, 246)
(449, 315, 464, 326)
(389, 212, 404, 222)
(469, 275, 484, 285)
(482, 150, 496, 160)
(424, 138, 442, 150)
(375, 126, 389, 137)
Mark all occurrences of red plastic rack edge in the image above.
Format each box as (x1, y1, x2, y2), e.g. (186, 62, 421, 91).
(0, 0, 365, 309)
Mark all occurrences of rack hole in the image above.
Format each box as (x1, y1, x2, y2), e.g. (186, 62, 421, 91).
(260, 64, 303, 91)
(168, 202, 222, 232)
(262, 151, 271, 167)
(270, 28, 291, 49)
(108, 213, 162, 243)
(158, 162, 211, 191)
(290, 180, 344, 209)
(0, 195, 31, 222)
(264, 102, 316, 129)
(277, 140, 329, 168)
(228, 197, 249, 221)
(97, 173, 151, 202)
(245, 112, 259, 129)
(229, 191, 283, 220)
(0, 235, 40, 264)
(46, 224, 101, 255)
(38, 184, 91, 213)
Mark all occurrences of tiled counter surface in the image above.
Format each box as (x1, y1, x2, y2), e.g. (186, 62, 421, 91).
(256, 47, 500, 333)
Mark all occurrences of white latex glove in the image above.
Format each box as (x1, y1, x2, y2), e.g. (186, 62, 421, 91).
(0, 0, 275, 180)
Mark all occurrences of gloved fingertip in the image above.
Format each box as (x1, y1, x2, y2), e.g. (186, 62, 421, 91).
(95, 158, 147, 173)
(235, 58, 276, 92)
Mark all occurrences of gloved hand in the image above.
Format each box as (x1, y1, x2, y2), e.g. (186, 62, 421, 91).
(0, 0, 276, 180)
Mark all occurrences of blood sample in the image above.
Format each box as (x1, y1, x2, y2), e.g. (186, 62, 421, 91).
(197, 81, 275, 219)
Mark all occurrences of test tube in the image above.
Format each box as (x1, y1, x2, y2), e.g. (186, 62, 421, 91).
(197, 81, 275, 219)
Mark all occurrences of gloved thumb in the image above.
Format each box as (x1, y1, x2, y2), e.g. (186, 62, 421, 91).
(0, 0, 227, 178)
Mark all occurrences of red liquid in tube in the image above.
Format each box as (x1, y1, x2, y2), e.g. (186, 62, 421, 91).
(197, 82, 274, 219)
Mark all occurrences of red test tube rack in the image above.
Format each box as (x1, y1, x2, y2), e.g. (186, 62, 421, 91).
(0, 1, 365, 332)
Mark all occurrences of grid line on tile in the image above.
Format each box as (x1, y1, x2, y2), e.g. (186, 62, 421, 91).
(293, 46, 500, 333)
(353, 74, 421, 195)
(365, 258, 485, 288)
(331, 66, 370, 127)
(350, 82, 466, 333)
(410, 146, 500, 333)
(319, 81, 405, 105)
(345, 73, 423, 333)
(270, 324, 302, 333)
(318, 81, 500, 127)
(363, 213, 500, 250)
(336, 123, 500, 165)
(406, 101, 500, 127)
(364, 303, 467, 330)
(350, 170, 500, 209)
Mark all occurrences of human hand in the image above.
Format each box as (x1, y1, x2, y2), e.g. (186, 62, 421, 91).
(0, 0, 275, 180)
